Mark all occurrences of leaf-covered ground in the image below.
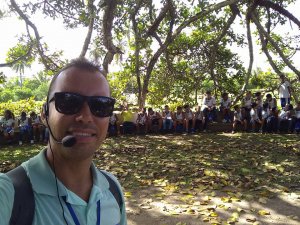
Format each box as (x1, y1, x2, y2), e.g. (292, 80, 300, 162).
(1, 133, 299, 225)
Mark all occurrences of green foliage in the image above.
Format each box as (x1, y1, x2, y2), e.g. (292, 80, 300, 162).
(0, 98, 44, 117)
(0, 76, 49, 102)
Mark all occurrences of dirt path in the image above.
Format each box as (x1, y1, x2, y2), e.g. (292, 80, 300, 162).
(126, 187, 300, 225)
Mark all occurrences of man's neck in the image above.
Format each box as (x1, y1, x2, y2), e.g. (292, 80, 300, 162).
(46, 148, 93, 202)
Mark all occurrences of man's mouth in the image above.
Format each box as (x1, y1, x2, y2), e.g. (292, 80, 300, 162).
(72, 132, 96, 137)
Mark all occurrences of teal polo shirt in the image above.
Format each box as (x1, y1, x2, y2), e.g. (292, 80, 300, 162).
(0, 149, 127, 225)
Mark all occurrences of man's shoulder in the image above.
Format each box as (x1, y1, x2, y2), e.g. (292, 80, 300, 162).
(0, 172, 15, 224)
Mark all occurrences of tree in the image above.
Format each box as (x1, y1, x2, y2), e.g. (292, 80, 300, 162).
(0, 0, 299, 107)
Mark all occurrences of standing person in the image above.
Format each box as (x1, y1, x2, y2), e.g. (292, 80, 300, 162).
(0, 58, 127, 225)
(278, 75, 291, 108)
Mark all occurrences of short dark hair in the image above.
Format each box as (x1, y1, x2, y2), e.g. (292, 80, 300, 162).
(47, 58, 102, 101)
(266, 93, 272, 98)
(222, 92, 228, 98)
(206, 90, 211, 95)
(234, 105, 239, 110)
(148, 107, 153, 112)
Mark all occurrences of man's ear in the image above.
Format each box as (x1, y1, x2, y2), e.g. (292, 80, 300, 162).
(41, 104, 48, 127)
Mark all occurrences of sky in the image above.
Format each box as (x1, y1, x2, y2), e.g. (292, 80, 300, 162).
(0, 0, 300, 79)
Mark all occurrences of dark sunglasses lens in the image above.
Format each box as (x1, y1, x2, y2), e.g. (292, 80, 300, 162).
(55, 93, 83, 115)
(89, 97, 115, 117)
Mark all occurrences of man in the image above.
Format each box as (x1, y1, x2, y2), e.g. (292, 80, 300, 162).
(162, 105, 173, 132)
(201, 90, 217, 131)
(147, 107, 163, 132)
(0, 58, 127, 225)
(278, 75, 291, 108)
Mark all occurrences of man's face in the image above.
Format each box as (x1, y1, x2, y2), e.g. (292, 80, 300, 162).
(47, 67, 110, 161)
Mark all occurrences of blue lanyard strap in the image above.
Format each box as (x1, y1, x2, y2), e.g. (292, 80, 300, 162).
(62, 196, 101, 225)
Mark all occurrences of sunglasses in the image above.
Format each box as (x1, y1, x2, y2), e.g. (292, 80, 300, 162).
(49, 92, 115, 117)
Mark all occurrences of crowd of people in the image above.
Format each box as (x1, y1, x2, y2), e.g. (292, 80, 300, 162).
(0, 109, 49, 145)
(108, 90, 300, 136)
(1, 87, 300, 145)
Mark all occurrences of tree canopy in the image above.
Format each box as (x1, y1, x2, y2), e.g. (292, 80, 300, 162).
(1, 0, 300, 107)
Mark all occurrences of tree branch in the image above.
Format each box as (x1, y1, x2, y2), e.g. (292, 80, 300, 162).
(79, 0, 95, 58)
(10, 0, 60, 71)
(101, 0, 123, 76)
(251, 13, 300, 80)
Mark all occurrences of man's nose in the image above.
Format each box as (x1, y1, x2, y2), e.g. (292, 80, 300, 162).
(75, 102, 93, 123)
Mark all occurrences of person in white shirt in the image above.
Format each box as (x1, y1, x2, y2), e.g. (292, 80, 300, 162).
(265, 93, 277, 110)
(184, 104, 195, 133)
(220, 92, 232, 123)
(18, 111, 34, 145)
(1, 109, 15, 141)
(147, 107, 162, 132)
(202, 90, 217, 131)
(136, 108, 148, 134)
(278, 104, 293, 132)
(194, 106, 204, 132)
(278, 75, 291, 108)
(173, 106, 185, 132)
(250, 102, 262, 132)
(232, 105, 247, 133)
(242, 91, 253, 122)
(30, 111, 45, 142)
(162, 105, 173, 132)
(292, 101, 300, 133)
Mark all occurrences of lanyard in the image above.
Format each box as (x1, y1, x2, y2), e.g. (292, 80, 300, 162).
(62, 196, 101, 225)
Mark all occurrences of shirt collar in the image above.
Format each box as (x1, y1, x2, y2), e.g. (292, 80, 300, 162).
(22, 149, 110, 204)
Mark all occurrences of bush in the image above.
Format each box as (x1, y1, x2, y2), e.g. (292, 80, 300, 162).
(0, 98, 44, 117)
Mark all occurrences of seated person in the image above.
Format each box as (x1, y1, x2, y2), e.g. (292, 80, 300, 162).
(250, 102, 262, 132)
(242, 91, 253, 121)
(232, 105, 247, 133)
(18, 111, 34, 145)
(265, 93, 277, 110)
(261, 103, 270, 133)
(278, 104, 293, 133)
(184, 104, 195, 133)
(136, 108, 148, 134)
(291, 101, 300, 133)
(202, 90, 217, 131)
(147, 108, 162, 132)
(30, 111, 45, 142)
(255, 92, 263, 119)
(194, 106, 204, 132)
(265, 107, 278, 133)
(1, 110, 15, 141)
(173, 106, 185, 132)
(108, 112, 118, 136)
(162, 105, 173, 131)
(220, 92, 232, 123)
(121, 105, 136, 134)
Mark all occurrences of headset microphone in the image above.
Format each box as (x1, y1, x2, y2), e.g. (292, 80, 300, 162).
(61, 135, 77, 147)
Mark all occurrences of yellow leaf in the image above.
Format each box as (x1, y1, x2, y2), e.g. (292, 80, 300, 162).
(258, 210, 270, 216)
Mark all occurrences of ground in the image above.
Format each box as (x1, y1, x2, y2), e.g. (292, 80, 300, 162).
(0, 132, 299, 225)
